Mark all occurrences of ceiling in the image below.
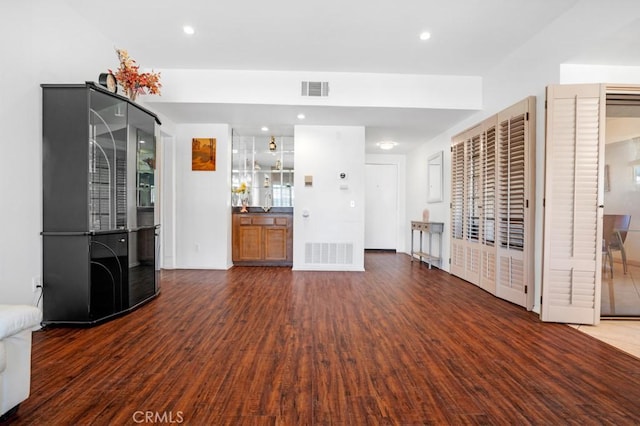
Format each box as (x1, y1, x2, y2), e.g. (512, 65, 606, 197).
(63, 0, 640, 153)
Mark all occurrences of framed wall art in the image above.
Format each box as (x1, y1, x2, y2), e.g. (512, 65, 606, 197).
(192, 138, 216, 171)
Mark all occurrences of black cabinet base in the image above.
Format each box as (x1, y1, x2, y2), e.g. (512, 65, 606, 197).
(41, 291, 159, 327)
(41, 232, 160, 327)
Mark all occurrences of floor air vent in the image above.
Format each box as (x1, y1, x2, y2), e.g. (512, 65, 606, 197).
(301, 81, 329, 97)
(305, 242, 354, 265)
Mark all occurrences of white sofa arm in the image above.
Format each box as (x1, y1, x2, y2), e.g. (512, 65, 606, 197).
(0, 305, 42, 340)
(0, 305, 42, 419)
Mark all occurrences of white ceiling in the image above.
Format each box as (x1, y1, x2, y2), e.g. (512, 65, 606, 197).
(63, 0, 640, 153)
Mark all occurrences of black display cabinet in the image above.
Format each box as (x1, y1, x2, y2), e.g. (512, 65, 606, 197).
(41, 82, 161, 325)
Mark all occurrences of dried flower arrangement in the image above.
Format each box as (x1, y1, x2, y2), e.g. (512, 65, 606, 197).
(110, 49, 161, 101)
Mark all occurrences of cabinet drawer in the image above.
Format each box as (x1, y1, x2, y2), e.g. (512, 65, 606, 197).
(411, 221, 428, 231)
(238, 216, 289, 226)
(239, 217, 253, 225)
(411, 221, 444, 233)
(252, 217, 275, 226)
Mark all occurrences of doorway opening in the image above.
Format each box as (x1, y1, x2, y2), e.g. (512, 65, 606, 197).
(602, 94, 640, 317)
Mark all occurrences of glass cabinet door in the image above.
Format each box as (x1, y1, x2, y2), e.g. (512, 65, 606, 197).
(136, 128, 155, 208)
(88, 90, 127, 231)
(128, 105, 156, 221)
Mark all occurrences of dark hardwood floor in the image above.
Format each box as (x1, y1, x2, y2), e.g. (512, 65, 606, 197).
(8, 252, 640, 425)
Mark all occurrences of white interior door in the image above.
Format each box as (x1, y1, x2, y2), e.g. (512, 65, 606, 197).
(541, 84, 605, 325)
(365, 164, 398, 249)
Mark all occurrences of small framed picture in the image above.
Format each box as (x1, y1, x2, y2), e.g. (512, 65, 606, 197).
(192, 138, 216, 171)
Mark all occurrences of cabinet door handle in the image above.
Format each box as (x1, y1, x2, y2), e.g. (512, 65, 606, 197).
(119, 238, 126, 243)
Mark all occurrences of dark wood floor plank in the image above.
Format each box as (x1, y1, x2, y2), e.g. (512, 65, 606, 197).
(7, 252, 640, 425)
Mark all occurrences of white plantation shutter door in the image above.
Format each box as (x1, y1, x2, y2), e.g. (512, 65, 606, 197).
(496, 97, 535, 308)
(541, 84, 605, 325)
(450, 98, 534, 305)
(450, 138, 466, 278)
(465, 133, 481, 285)
(480, 124, 497, 293)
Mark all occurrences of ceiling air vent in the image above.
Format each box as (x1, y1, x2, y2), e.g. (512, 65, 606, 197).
(301, 81, 329, 97)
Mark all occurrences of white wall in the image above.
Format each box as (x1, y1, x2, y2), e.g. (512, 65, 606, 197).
(561, 64, 640, 85)
(0, 1, 126, 305)
(150, 69, 482, 110)
(172, 124, 233, 269)
(159, 131, 176, 269)
(293, 126, 365, 271)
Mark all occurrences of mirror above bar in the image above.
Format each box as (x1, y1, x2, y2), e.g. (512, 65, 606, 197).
(231, 132, 294, 211)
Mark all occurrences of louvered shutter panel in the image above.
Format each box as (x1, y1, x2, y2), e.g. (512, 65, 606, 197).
(496, 97, 535, 308)
(498, 114, 525, 251)
(467, 134, 482, 243)
(480, 123, 497, 293)
(541, 84, 605, 324)
(450, 138, 466, 278)
(464, 133, 481, 285)
(482, 125, 496, 247)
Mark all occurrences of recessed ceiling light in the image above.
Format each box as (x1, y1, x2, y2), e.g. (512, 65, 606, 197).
(297, 113, 305, 120)
(377, 141, 398, 150)
(419, 31, 431, 41)
(261, 126, 269, 132)
(183, 25, 195, 35)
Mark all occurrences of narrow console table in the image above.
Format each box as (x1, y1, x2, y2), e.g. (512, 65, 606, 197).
(410, 221, 444, 269)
